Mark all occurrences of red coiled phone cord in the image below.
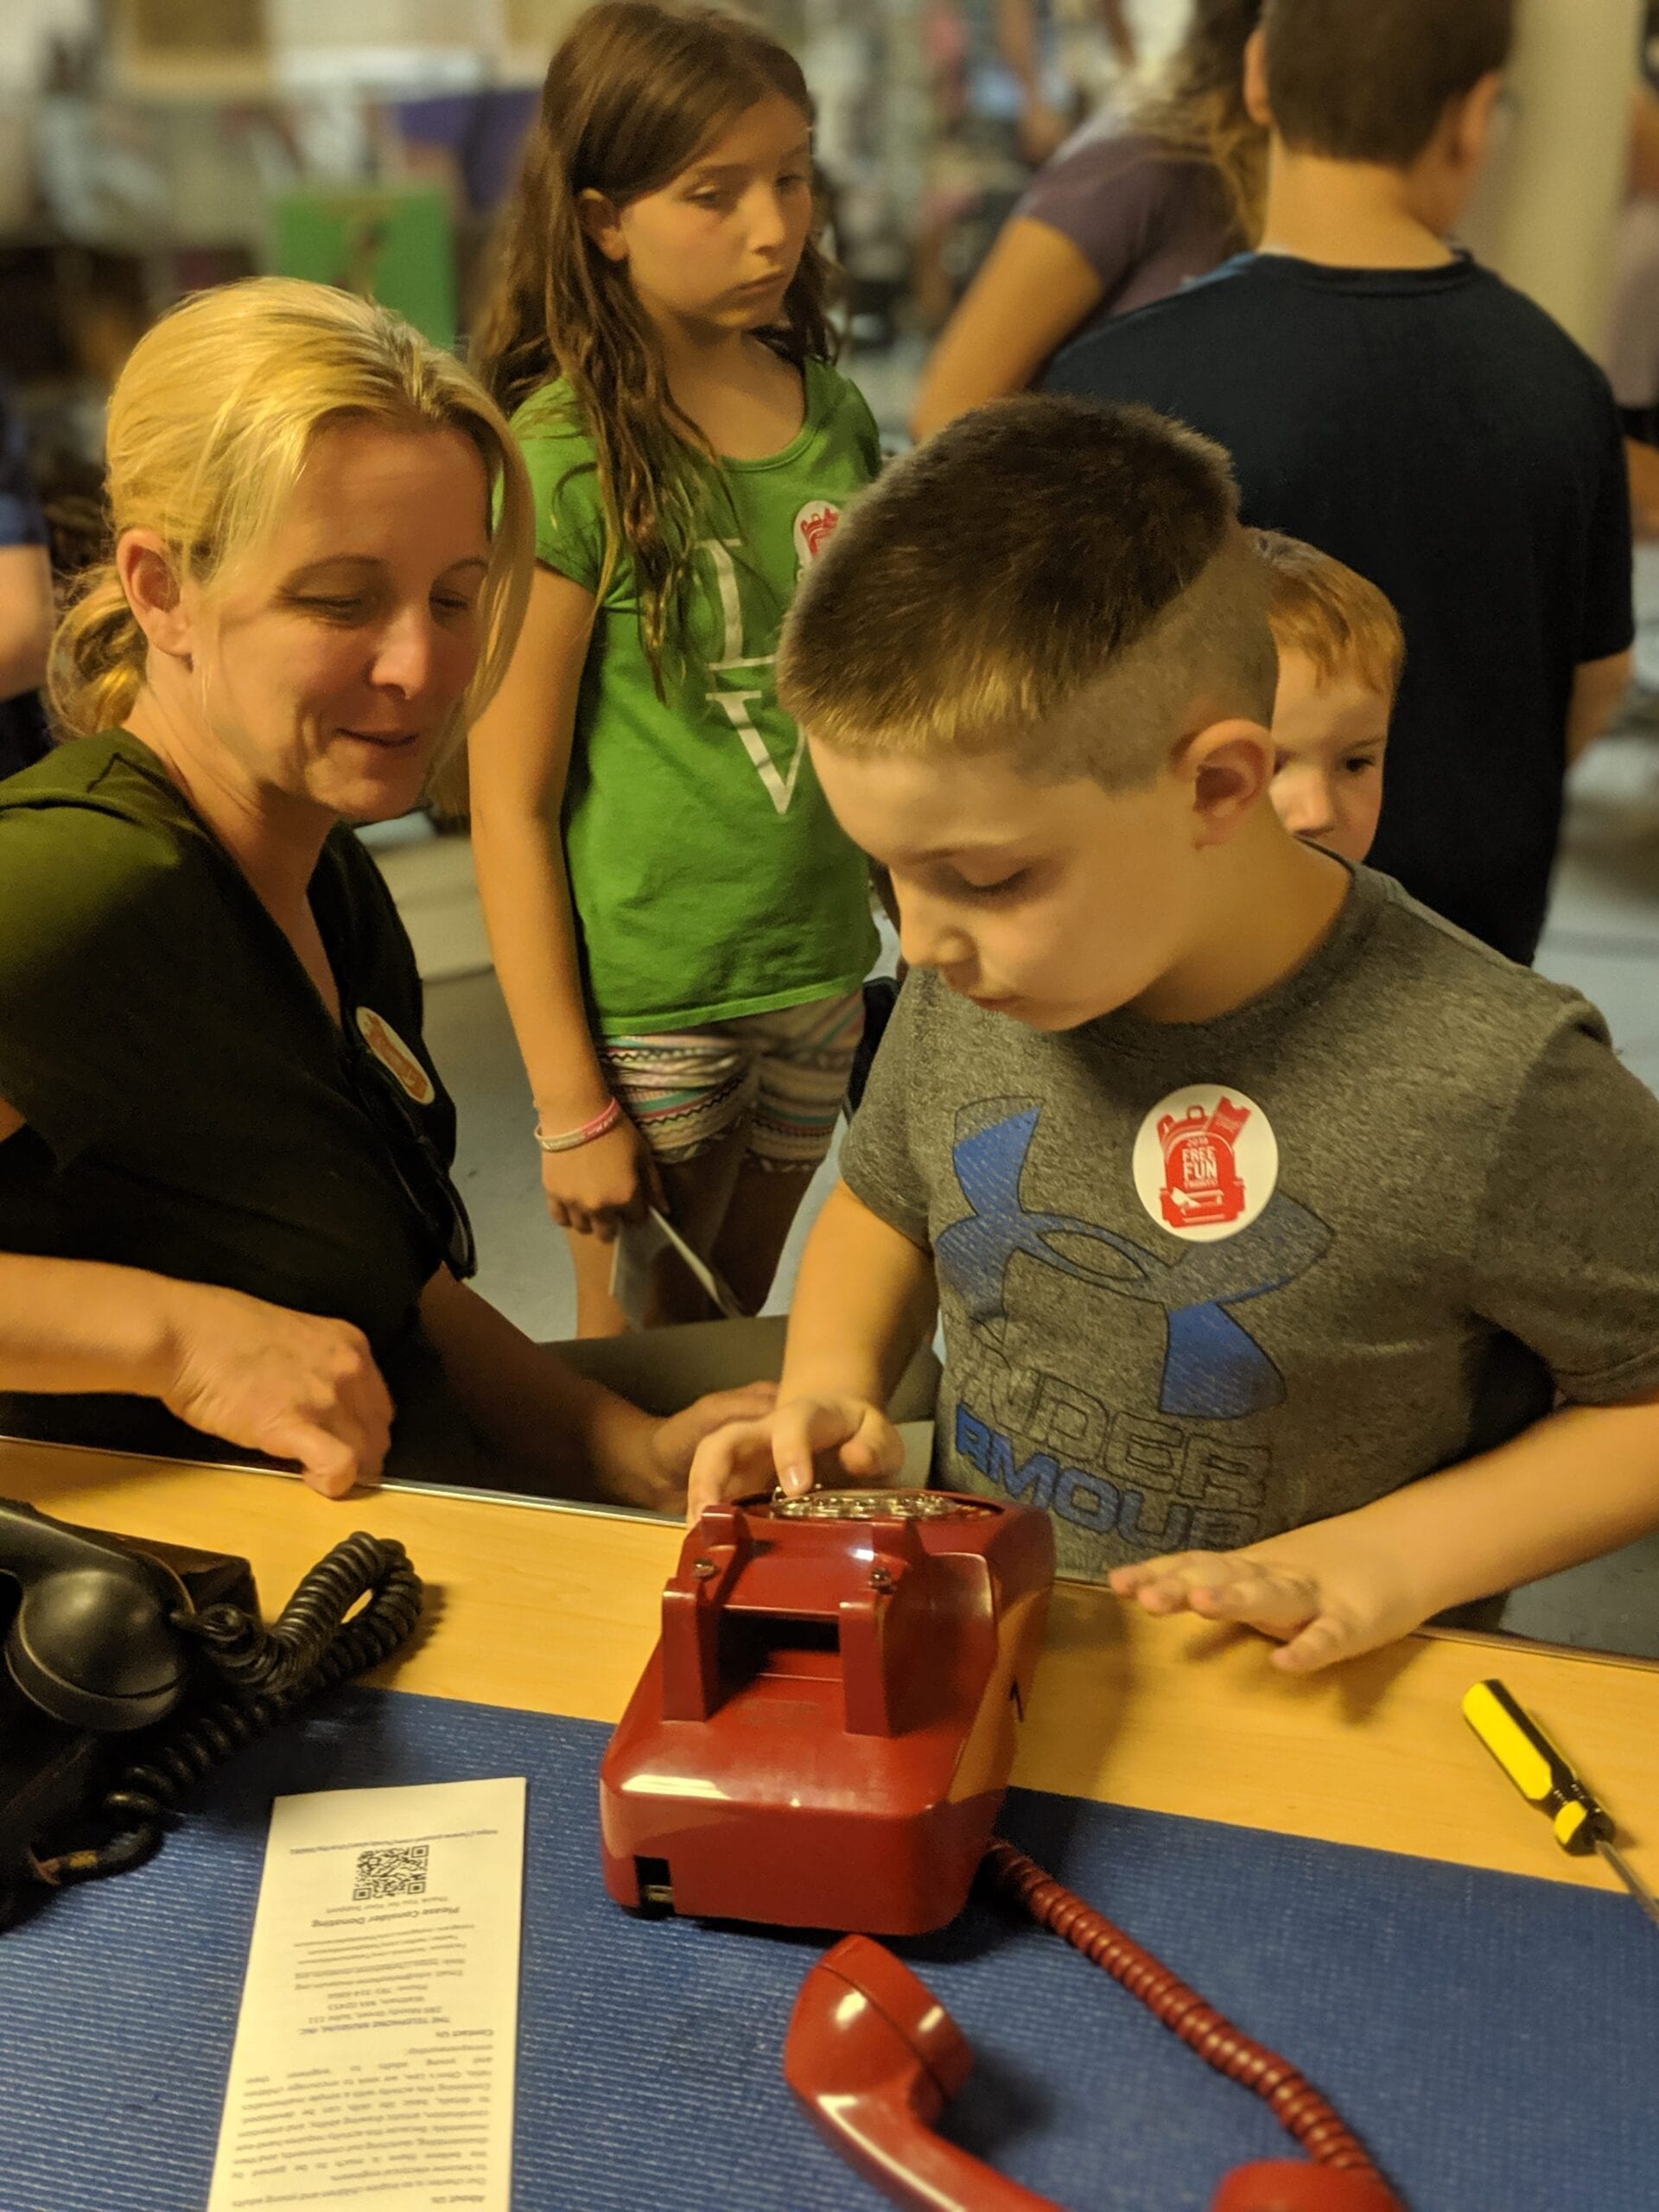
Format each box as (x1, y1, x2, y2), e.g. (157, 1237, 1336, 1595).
(983, 1840, 1395, 2191)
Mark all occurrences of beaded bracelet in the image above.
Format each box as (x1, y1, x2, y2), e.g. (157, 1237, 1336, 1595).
(534, 1096, 623, 1154)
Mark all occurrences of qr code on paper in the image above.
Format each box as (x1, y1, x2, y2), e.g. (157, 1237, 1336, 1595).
(353, 1843, 429, 1901)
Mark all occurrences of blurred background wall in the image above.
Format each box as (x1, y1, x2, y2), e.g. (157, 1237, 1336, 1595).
(0, 0, 1649, 486)
(0, 3, 1191, 480)
(1462, 0, 1641, 353)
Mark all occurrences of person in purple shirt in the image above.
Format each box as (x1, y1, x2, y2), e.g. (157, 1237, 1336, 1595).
(912, 0, 1264, 439)
(0, 385, 52, 785)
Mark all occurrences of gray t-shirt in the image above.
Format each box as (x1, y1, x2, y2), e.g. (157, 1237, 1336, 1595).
(841, 868, 1659, 1583)
(1017, 122, 1239, 339)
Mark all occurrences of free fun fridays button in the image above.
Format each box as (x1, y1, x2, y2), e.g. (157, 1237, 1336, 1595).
(355, 1006, 436, 1106)
(1132, 1085, 1278, 1243)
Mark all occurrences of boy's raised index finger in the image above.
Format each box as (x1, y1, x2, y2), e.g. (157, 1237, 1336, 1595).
(855, 1405, 907, 1475)
(773, 1398, 863, 1494)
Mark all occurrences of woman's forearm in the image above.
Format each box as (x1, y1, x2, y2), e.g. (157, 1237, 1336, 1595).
(779, 1182, 937, 1407)
(0, 1252, 194, 1398)
(1255, 1392, 1659, 1616)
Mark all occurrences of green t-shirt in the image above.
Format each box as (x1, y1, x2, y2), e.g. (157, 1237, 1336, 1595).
(0, 733, 478, 1471)
(512, 357, 882, 1033)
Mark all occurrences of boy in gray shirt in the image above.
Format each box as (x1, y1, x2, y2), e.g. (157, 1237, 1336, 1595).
(688, 397, 1659, 1675)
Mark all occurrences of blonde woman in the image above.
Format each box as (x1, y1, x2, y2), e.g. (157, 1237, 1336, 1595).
(0, 277, 767, 1502)
(912, 0, 1265, 441)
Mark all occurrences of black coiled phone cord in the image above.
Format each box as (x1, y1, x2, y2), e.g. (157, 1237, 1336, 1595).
(30, 1530, 423, 1889)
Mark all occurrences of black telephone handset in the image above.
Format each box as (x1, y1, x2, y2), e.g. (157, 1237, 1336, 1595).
(0, 1496, 423, 1926)
(1, 1498, 200, 1732)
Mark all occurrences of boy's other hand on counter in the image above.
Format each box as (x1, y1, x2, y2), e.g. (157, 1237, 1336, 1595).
(685, 1394, 905, 1523)
(1108, 1538, 1429, 1675)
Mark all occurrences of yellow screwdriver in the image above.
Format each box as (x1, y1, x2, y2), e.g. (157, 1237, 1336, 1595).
(1463, 1678, 1659, 1927)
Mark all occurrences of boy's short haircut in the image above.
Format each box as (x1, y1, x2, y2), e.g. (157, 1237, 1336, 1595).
(1252, 530, 1406, 702)
(778, 394, 1279, 791)
(1262, 0, 1516, 169)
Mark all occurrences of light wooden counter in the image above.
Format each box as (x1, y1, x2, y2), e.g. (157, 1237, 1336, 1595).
(5, 1436, 1656, 1904)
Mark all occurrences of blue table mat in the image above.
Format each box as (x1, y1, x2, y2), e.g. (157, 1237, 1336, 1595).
(3, 1684, 1655, 2212)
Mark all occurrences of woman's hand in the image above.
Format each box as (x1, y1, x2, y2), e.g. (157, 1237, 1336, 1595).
(539, 1116, 663, 1243)
(1107, 1540, 1430, 1675)
(685, 1393, 905, 1522)
(157, 1282, 395, 1500)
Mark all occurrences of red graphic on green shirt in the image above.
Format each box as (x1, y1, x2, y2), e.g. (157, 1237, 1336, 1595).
(794, 499, 842, 564)
(1158, 1098, 1251, 1229)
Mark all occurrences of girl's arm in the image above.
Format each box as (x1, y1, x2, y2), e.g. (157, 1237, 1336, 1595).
(466, 563, 656, 1239)
(910, 218, 1106, 442)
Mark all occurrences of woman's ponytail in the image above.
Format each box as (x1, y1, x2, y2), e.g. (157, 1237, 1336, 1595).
(48, 563, 145, 742)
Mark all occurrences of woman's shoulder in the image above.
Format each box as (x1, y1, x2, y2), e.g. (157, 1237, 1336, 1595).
(0, 735, 209, 969)
(0, 733, 196, 869)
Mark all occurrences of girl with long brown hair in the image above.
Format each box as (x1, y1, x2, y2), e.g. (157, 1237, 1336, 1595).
(912, 0, 1267, 438)
(468, 1, 880, 1337)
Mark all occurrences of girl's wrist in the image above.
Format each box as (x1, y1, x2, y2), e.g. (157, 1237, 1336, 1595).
(535, 1096, 623, 1153)
(531, 1077, 615, 1122)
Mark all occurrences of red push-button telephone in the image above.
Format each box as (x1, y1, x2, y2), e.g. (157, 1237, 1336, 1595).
(601, 1491, 1405, 2212)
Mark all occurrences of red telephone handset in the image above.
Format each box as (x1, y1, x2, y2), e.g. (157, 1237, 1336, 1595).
(785, 1936, 1403, 2212)
(785, 1933, 1053, 2211)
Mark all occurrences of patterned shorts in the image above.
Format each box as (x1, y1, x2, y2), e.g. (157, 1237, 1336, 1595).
(600, 989, 866, 1170)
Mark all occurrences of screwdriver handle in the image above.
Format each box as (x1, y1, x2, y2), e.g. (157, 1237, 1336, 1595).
(1462, 1679, 1610, 1856)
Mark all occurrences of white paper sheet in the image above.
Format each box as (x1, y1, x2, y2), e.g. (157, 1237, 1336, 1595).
(207, 1777, 526, 2212)
(610, 1204, 748, 1327)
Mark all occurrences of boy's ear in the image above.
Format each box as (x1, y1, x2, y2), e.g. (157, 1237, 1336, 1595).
(1447, 70, 1507, 179)
(115, 530, 193, 665)
(577, 188, 629, 264)
(1179, 716, 1275, 849)
(1242, 27, 1273, 130)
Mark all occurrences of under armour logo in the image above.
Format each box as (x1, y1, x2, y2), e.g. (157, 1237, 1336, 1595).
(935, 1105, 1331, 1420)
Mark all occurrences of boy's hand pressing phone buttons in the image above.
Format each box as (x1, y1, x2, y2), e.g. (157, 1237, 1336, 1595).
(684, 1395, 905, 1524)
(1107, 1545, 1427, 1675)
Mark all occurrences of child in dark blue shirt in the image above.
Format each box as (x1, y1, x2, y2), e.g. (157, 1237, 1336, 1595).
(1045, 0, 1633, 965)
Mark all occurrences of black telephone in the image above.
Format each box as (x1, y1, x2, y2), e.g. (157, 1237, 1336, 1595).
(0, 1497, 422, 1926)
